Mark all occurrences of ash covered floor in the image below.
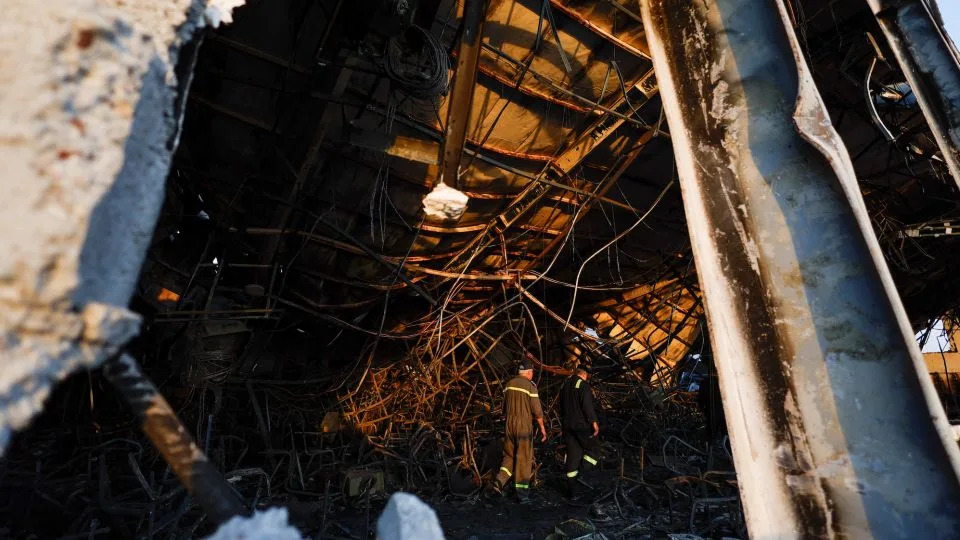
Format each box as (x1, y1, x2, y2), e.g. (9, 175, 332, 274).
(0, 365, 740, 538)
(323, 462, 744, 540)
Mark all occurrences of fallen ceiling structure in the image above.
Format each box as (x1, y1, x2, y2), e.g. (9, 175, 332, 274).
(2, 0, 960, 537)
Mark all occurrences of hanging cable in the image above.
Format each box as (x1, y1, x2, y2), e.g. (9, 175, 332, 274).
(384, 25, 450, 99)
(562, 179, 676, 331)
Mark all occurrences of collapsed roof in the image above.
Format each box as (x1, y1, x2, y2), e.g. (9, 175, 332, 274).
(3, 0, 960, 536)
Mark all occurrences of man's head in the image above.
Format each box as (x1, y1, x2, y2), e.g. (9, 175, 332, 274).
(576, 366, 591, 380)
(518, 362, 534, 380)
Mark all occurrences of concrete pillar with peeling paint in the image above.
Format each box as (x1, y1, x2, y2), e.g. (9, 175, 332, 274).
(639, 0, 960, 536)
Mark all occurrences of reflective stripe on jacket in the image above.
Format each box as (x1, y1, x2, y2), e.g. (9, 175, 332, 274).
(560, 375, 597, 431)
(503, 375, 543, 434)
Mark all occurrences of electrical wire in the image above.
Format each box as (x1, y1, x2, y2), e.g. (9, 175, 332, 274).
(562, 179, 676, 331)
(384, 25, 449, 100)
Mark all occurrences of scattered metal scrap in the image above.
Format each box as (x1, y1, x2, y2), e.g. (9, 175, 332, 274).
(4, 0, 960, 538)
(0, 342, 742, 538)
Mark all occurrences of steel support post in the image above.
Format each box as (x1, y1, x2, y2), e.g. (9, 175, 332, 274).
(104, 354, 245, 524)
(639, 0, 960, 537)
(437, 0, 486, 188)
(866, 0, 960, 191)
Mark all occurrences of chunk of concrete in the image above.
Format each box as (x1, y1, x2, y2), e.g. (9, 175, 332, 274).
(205, 507, 301, 540)
(376, 492, 444, 540)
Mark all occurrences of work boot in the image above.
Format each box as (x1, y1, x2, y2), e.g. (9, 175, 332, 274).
(482, 481, 503, 498)
(565, 476, 579, 500)
(516, 488, 532, 505)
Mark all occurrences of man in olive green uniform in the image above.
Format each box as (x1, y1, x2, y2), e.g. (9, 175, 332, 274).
(490, 362, 547, 502)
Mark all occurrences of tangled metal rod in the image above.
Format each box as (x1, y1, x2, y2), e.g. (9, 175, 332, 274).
(103, 353, 245, 525)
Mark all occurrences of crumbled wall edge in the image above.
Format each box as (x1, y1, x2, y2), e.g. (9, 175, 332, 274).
(0, 0, 243, 451)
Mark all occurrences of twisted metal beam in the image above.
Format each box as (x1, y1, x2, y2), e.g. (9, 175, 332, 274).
(866, 0, 960, 190)
(640, 0, 960, 536)
(103, 354, 245, 525)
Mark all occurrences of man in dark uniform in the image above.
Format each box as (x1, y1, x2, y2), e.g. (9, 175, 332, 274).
(560, 364, 601, 499)
(490, 362, 546, 503)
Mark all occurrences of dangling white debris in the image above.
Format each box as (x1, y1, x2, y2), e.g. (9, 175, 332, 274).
(422, 183, 468, 221)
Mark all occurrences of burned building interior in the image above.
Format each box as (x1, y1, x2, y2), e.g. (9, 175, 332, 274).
(3, 0, 960, 537)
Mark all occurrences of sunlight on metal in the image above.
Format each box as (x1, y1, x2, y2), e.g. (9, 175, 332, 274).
(641, 0, 960, 536)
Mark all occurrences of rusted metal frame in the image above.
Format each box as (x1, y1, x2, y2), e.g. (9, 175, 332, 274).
(336, 66, 655, 163)
(591, 307, 665, 370)
(281, 289, 385, 311)
(523, 129, 656, 269)
(208, 34, 313, 74)
(622, 298, 698, 351)
(343, 127, 441, 165)
(592, 305, 646, 345)
(439, 70, 658, 277)
(641, 0, 960, 536)
(899, 219, 960, 238)
(189, 95, 276, 131)
(262, 179, 485, 234)
(238, 192, 438, 303)
(270, 296, 423, 339)
(404, 264, 525, 281)
(601, 0, 643, 25)
(438, 0, 487, 188)
(264, 58, 369, 310)
(103, 354, 244, 524)
(515, 286, 631, 346)
(631, 308, 700, 377)
(476, 54, 588, 114)
(316, 101, 542, 175)
(533, 0, 573, 74)
(665, 265, 705, 320)
(339, 91, 553, 162)
(321, 88, 660, 222)
(439, 181, 550, 275)
(553, 68, 657, 172)
(336, 131, 650, 214)
(238, 227, 458, 263)
(468, 179, 648, 214)
(866, 0, 960, 190)
(457, 54, 540, 180)
(335, 129, 643, 214)
(479, 42, 645, 119)
(547, 0, 648, 59)
(631, 268, 703, 321)
(499, 179, 596, 262)
(501, 181, 580, 253)
(595, 302, 668, 348)
(517, 222, 564, 236)
(316, 93, 558, 191)
(584, 275, 682, 308)
(294, 266, 410, 291)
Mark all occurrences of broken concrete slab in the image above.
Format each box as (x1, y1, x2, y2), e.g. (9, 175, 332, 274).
(0, 0, 243, 451)
(377, 492, 445, 540)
